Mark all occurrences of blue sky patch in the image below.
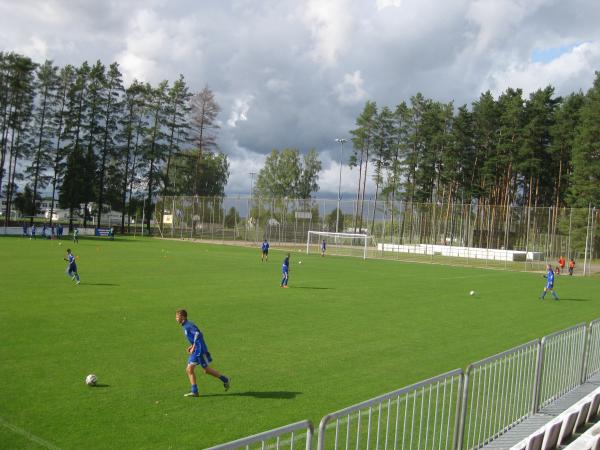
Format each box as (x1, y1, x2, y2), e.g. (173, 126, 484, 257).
(532, 43, 581, 63)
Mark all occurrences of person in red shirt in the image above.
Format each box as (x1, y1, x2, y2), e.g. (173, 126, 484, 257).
(568, 258, 575, 276)
(559, 256, 566, 273)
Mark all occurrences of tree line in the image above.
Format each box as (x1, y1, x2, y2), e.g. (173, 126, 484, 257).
(0, 52, 229, 231)
(348, 73, 600, 232)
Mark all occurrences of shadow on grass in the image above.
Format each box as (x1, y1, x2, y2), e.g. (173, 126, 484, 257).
(91, 384, 110, 388)
(557, 298, 591, 302)
(82, 283, 120, 286)
(201, 391, 302, 399)
(292, 286, 333, 290)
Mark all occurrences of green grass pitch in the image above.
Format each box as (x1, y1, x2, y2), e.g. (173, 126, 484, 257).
(0, 236, 598, 449)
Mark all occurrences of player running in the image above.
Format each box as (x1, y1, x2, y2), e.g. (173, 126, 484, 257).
(321, 239, 327, 257)
(280, 253, 290, 288)
(175, 309, 230, 397)
(261, 239, 270, 262)
(64, 248, 81, 285)
(540, 264, 558, 301)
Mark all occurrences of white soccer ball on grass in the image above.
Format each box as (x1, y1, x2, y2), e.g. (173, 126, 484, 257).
(299, 261, 302, 265)
(85, 374, 97, 386)
(469, 290, 476, 296)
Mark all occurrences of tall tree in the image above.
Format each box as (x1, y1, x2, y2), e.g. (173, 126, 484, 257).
(48, 64, 76, 226)
(27, 60, 59, 219)
(96, 62, 124, 227)
(143, 81, 169, 232)
(189, 86, 220, 196)
(570, 72, 600, 207)
(349, 100, 377, 232)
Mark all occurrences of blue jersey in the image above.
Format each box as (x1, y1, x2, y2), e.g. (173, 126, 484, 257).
(262, 242, 269, 252)
(282, 256, 289, 273)
(321, 241, 326, 250)
(31, 225, 36, 235)
(67, 253, 77, 269)
(545, 269, 555, 287)
(181, 320, 206, 347)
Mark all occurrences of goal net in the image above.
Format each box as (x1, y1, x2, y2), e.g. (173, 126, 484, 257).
(306, 231, 373, 259)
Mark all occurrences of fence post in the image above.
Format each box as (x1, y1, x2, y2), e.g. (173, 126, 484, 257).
(453, 372, 467, 450)
(532, 340, 544, 414)
(581, 323, 591, 384)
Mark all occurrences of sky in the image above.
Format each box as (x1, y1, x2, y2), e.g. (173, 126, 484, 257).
(2, 0, 600, 198)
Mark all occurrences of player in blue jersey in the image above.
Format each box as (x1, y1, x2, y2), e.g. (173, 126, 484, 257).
(261, 239, 270, 262)
(280, 253, 290, 288)
(321, 239, 327, 257)
(30, 224, 36, 240)
(22, 223, 28, 237)
(540, 264, 558, 300)
(64, 248, 80, 285)
(175, 309, 230, 397)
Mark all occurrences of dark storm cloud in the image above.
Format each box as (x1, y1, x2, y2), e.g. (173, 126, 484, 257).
(2, 0, 600, 195)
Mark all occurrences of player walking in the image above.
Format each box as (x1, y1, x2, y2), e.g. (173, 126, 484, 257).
(568, 258, 575, 276)
(175, 310, 230, 397)
(73, 227, 79, 244)
(321, 239, 327, 257)
(64, 248, 81, 285)
(30, 224, 36, 240)
(280, 253, 290, 288)
(540, 264, 558, 301)
(261, 239, 269, 262)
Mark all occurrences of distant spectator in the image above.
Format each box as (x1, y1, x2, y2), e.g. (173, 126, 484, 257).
(568, 258, 575, 276)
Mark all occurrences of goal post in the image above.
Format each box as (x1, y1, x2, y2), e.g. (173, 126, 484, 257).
(306, 231, 372, 259)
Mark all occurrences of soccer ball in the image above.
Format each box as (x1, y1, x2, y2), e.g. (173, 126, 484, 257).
(85, 374, 97, 386)
(58, 242, 62, 246)
(299, 261, 302, 265)
(469, 290, 476, 296)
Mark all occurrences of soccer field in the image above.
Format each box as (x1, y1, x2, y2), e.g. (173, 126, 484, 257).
(1, 236, 599, 449)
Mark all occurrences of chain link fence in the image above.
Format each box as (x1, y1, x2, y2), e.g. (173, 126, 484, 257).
(154, 196, 599, 274)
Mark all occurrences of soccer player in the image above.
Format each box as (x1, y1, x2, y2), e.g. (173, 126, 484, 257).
(175, 309, 230, 397)
(22, 223, 28, 237)
(321, 239, 327, 257)
(280, 253, 290, 288)
(559, 255, 566, 274)
(569, 258, 575, 276)
(64, 248, 81, 285)
(73, 227, 79, 244)
(540, 264, 558, 301)
(261, 239, 269, 262)
(30, 224, 36, 240)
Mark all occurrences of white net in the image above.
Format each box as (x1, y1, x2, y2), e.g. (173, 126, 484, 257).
(306, 231, 373, 259)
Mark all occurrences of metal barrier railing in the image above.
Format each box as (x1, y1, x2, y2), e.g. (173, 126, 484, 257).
(536, 323, 587, 410)
(205, 420, 314, 450)
(457, 340, 540, 449)
(584, 319, 600, 382)
(316, 369, 463, 450)
(209, 318, 600, 450)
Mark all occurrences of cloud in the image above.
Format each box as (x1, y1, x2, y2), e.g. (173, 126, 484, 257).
(335, 70, 368, 105)
(227, 94, 254, 128)
(485, 42, 600, 97)
(2, 0, 600, 197)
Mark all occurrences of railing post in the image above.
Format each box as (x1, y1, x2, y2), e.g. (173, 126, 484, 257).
(454, 370, 469, 450)
(581, 323, 591, 384)
(532, 339, 544, 414)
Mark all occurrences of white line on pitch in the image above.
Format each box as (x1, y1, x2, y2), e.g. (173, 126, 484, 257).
(0, 416, 61, 450)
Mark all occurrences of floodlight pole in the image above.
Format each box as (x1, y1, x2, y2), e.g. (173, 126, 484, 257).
(335, 138, 347, 234)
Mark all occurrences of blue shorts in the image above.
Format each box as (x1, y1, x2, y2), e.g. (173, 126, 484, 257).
(546, 282, 554, 290)
(187, 348, 213, 368)
(262, 250, 269, 255)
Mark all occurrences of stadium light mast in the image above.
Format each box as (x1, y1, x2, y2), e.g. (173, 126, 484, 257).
(335, 138, 347, 234)
(249, 172, 256, 200)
